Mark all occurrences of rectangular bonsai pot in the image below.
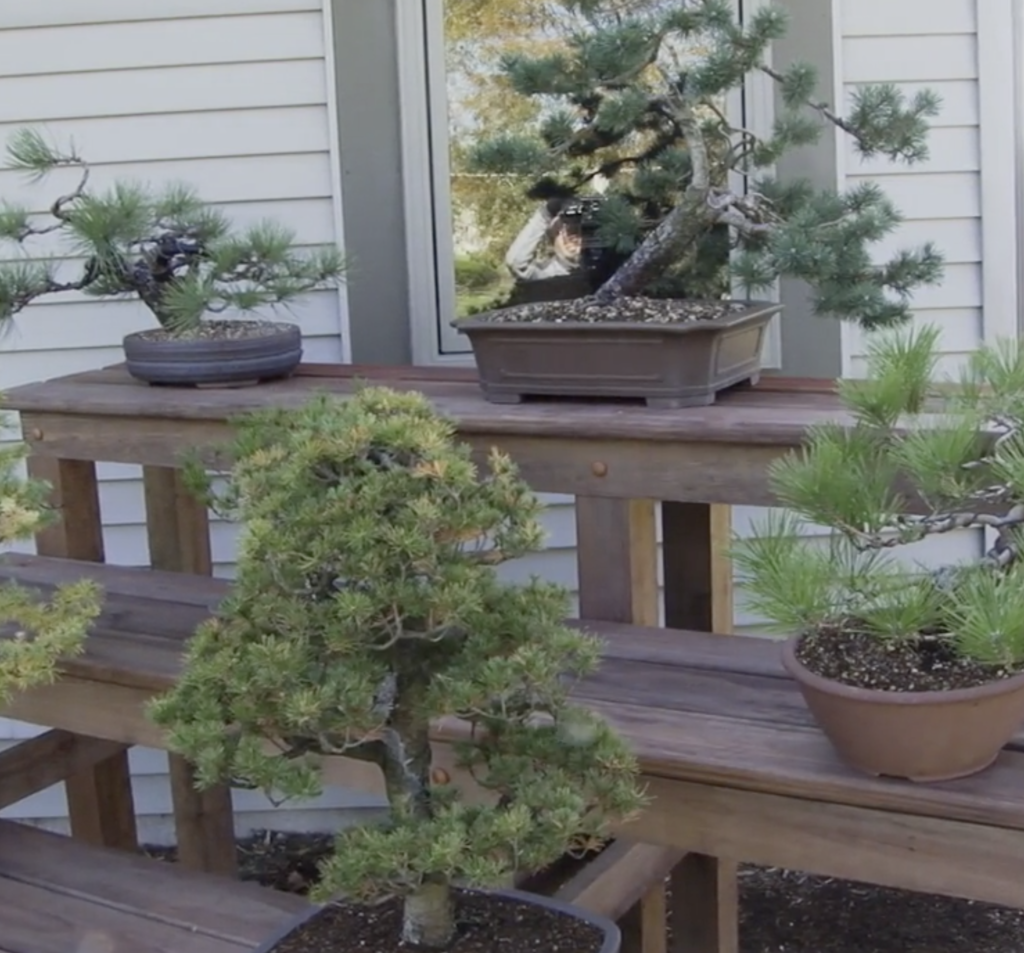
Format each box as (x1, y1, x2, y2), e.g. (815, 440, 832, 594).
(455, 300, 781, 408)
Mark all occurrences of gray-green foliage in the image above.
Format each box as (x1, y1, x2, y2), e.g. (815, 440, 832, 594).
(469, 0, 944, 325)
(148, 387, 645, 948)
(0, 129, 346, 333)
(732, 326, 1024, 667)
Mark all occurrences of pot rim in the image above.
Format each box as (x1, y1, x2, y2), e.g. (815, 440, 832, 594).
(249, 887, 620, 953)
(453, 299, 782, 333)
(782, 633, 1024, 705)
(123, 319, 300, 343)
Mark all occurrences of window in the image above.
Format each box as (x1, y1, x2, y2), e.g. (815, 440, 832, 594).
(397, 0, 780, 366)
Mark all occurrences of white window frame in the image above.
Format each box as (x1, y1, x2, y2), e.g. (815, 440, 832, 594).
(396, 0, 781, 367)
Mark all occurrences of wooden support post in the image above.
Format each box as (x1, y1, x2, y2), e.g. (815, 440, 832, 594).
(27, 457, 140, 852)
(662, 503, 733, 633)
(670, 854, 739, 953)
(142, 465, 237, 876)
(576, 497, 659, 626)
(620, 884, 668, 953)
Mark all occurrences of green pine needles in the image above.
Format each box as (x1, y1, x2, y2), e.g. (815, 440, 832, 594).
(0, 412, 101, 701)
(0, 129, 346, 334)
(733, 327, 1024, 670)
(148, 386, 645, 949)
(469, 0, 944, 327)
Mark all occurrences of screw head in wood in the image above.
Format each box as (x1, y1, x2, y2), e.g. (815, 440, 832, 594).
(591, 461, 608, 477)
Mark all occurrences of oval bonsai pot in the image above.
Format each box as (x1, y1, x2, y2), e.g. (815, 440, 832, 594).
(250, 888, 621, 953)
(123, 320, 302, 386)
(454, 299, 781, 408)
(782, 635, 1024, 782)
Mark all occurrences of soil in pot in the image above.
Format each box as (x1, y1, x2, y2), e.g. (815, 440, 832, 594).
(785, 628, 1024, 782)
(265, 890, 607, 953)
(796, 627, 1024, 692)
(123, 319, 303, 387)
(455, 296, 778, 408)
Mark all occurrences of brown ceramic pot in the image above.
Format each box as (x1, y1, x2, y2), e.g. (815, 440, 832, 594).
(455, 300, 781, 408)
(782, 635, 1024, 782)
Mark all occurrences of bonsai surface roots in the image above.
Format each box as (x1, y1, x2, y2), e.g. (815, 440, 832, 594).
(271, 890, 603, 953)
(474, 296, 747, 325)
(797, 628, 1024, 692)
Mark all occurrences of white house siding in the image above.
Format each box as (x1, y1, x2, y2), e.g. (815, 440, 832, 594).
(0, 0, 373, 841)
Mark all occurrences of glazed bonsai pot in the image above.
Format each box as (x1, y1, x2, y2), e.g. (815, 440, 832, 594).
(123, 320, 302, 386)
(251, 888, 621, 953)
(782, 635, 1024, 782)
(454, 299, 781, 408)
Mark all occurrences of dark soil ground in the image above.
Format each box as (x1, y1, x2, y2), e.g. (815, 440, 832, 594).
(142, 831, 1024, 952)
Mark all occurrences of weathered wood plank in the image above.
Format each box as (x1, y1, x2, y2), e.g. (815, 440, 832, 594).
(576, 498, 659, 626)
(143, 465, 237, 877)
(670, 854, 739, 953)
(24, 459, 139, 854)
(627, 778, 1024, 909)
(0, 731, 127, 811)
(662, 502, 734, 632)
(0, 821, 305, 943)
(0, 874, 250, 953)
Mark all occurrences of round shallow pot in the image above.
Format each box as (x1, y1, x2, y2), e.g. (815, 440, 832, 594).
(783, 636, 1024, 782)
(251, 888, 620, 953)
(123, 320, 302, 386)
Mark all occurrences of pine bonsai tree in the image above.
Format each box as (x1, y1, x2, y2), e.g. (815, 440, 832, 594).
(733, 326, 1024, 687)
(0, 129, 346, 334)
(469, 0, 944, 327)
(148, 387, 645, 949)
(0, 414, 101, 700)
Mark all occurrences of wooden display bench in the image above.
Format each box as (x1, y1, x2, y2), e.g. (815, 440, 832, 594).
(5, 553, 1024, 953)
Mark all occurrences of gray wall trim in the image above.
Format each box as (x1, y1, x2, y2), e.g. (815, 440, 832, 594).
(770, 0, 843, 379)
(329, 0, 412, 365)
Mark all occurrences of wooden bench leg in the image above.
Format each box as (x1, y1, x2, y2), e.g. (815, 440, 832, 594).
(65, 749, 139, 851)
(670, 854, 738, 953)
(144, 465, 237, 876)
(169, 754, 238, 876)
(576, 497, 659, 626)
(28, 456, 140, 852)
(620, 880, 668, 953)
(662, 502, 733, 633)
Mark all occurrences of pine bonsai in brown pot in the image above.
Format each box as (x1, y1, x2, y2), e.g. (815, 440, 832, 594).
(0, 129, 346, 387)
(732, 326, 1024, 782)
(458, 0, 944, 407)
(148, 386, 645, 952)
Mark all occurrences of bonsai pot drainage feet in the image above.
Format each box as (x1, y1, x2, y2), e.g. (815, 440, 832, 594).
(123, 320, 302, 387)
(251, 888, 621, 953)
(783, 636, 1024, 782)
(455, 299, 781, 408)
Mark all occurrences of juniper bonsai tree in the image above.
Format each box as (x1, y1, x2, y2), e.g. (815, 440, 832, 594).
(0, 129, 346, 333)
(733, 326, 1024, 686)
(469, 0, 944, 327)
(0, 415, 101, 700)
(148, 386, 645, 949)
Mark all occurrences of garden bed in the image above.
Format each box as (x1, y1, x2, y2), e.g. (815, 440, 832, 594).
(142, 831, 1024, 952)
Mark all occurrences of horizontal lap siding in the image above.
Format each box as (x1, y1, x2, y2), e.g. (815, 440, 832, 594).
(737, 0, 987, 633)
(0, 0, 357, 840)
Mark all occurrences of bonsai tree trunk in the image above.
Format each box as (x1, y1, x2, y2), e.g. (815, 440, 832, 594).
(384, 664, 455, 949)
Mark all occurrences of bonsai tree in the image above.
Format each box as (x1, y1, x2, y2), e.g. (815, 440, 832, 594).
(148, 387, 645, 949)
(731, 327, 1024, 778)
(0, 415, 101, 701)
(468, 0, 944, 327)
(0, 128, 346, 335)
